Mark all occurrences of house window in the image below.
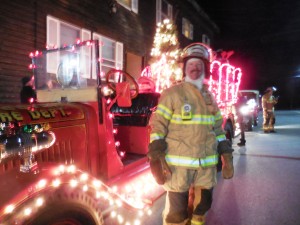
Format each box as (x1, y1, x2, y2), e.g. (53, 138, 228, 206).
(182, 18, 193, 40)
(202, 34, 210, 46)
(156, 0, 173, 24)
(46, 15, 123, 81)
(116, 0, 138, 13)
(92, 33, 123, 80)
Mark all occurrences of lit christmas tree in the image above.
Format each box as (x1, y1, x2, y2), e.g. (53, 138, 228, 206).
(147, 19, 182, 92)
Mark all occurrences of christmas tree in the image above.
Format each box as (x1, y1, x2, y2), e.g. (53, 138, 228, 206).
(148, 19, 182, 92)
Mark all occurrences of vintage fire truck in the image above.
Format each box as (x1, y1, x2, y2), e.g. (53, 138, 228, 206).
(0, 40, 242, 224)
(0, 40, 164, 225)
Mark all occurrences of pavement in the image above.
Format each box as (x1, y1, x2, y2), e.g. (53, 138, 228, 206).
(206, 110, 300, 225)
(146, 110, 300, 225)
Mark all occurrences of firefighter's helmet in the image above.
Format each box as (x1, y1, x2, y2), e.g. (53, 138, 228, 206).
(181, 43, 212, 78)
(265, 86, 277, 93)
(181, 43, 212, 63)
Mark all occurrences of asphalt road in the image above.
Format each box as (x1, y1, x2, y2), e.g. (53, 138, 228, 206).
(145, 110, 300, 225)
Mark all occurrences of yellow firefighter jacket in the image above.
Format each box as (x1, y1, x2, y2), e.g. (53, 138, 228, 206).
(150, 82, 226, 171)
(262, 94, 277, 113)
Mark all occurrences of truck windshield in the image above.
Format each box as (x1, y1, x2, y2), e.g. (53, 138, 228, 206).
(32, 40, 100, 91)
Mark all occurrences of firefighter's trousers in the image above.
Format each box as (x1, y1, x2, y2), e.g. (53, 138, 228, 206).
(163, 187, 213, 225)
(263, 111, 275, 132)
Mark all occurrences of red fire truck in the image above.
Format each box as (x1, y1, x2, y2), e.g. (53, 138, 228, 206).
(0, 40, 164, 224)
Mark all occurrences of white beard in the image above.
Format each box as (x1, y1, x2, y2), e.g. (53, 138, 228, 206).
(185, 74, 204, 90)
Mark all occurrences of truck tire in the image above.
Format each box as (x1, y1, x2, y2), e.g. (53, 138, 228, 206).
(24, 185, 104, 225)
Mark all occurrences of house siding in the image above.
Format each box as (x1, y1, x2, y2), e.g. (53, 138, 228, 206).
(0, 0, 219, 103)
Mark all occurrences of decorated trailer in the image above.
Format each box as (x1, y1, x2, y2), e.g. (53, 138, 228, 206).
(0, 40, 164, 225)
(209, 57, 242, 141)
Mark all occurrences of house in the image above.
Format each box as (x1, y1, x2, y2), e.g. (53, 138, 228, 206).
(0, 0, 219, 103)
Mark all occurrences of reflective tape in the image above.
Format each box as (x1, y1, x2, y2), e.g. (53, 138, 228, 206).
(171, 114, 215, 125)
(150, 133, 165, 142)
(191, 220, 205, 225)
(156, 104, 172, 120)
(216, 134, 226, 142)
(165, 154, 218, 168)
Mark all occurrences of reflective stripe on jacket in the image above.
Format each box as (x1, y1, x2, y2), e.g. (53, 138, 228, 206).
(149, 82, 226, 169)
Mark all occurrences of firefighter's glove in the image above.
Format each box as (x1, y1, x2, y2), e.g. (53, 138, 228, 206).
(148, 139, 171, 184)
(147, 139, 167, 160)
(217, 140, 234, 155)
(149, 157, 172, 185)
(218, 140, 234, 179)
(221, 153, 234, 179)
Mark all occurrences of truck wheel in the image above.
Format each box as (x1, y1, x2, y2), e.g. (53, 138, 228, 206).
(24, 185, 104, 225)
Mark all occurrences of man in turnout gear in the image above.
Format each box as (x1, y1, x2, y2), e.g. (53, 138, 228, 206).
(148, 43, 234, 225)
(262, 87, 278, 133)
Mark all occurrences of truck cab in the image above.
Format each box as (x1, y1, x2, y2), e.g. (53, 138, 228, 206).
(0, 40, 163, 224)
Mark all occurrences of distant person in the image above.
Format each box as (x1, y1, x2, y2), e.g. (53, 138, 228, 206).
(20, 76, 36, 104)
(236, 95, 248, 146)
(262, 87, 278, 133)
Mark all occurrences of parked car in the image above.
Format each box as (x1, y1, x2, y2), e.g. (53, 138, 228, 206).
(237, 90, 260, 131)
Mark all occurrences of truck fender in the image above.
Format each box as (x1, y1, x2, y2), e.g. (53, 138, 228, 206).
(0, 165, 104, 225)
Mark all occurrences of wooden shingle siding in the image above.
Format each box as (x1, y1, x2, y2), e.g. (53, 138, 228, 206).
(0, 0, 219, 103)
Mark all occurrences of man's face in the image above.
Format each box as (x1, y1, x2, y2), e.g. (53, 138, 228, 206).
(185, 58, 204, 80)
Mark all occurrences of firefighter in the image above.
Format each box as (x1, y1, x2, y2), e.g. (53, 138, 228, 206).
(20, 76, 36, 104)
(262, 87, 278, 133)
(148, 43, 234, 225)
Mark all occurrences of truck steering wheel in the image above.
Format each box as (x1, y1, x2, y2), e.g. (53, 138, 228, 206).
(105, 69, 139, 99)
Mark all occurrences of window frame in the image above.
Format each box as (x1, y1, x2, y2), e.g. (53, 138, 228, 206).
(182, 17, 194, 40)
(202, 34, 211, 46)
(116, 0, 138, 13)
(46, 15, 123, 80)
(156, 0, 173, 24)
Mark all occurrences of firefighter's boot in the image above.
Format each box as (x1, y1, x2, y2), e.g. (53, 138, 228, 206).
(163, 219, 189, 225)
(237, 139, 246, 146)
(190, 215, 205, 225)
(221, 153, 234, 179)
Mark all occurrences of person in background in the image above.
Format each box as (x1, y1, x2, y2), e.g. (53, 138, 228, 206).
(262, 87, 278, 133)
(20, 76, 36, 104)
(147, 43, 234, 225)
(236, 94, 248, 146)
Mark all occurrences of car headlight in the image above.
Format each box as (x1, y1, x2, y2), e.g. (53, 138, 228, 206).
(239, 105, 250, 115)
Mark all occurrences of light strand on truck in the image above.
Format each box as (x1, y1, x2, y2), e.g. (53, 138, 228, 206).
(2, 164, 155, 224)
(209, 60, 242, 106)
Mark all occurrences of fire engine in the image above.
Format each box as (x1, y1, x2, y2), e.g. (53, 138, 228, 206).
(0, 40, 164, 225)
(0, 40, 242, 224)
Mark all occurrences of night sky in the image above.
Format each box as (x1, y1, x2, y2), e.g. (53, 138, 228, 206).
(198, 0, 300, 109)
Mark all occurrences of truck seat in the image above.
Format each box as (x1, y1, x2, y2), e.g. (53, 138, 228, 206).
(110, 92, 160, 127)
